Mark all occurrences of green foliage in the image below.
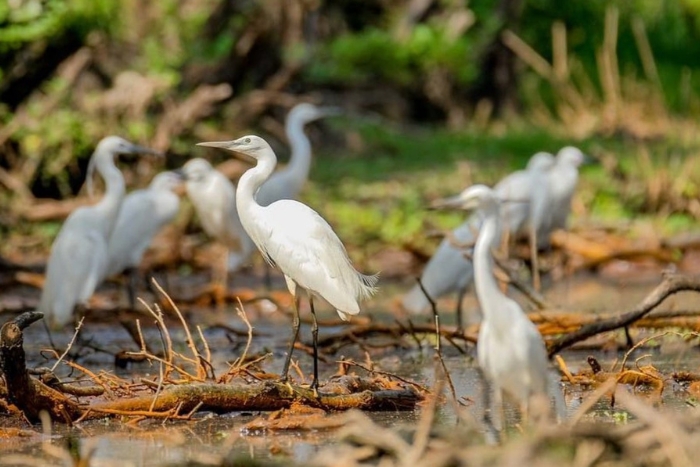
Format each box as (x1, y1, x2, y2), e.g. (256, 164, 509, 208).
(306, 24, 478, 87)
(0, 0, 117, 52)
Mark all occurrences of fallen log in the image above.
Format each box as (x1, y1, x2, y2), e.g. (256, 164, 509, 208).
(0, 312, 82, 423)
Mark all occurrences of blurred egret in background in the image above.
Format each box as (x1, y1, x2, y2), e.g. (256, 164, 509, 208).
(105, 170, 185, 309)
(401, 152, 555, 325)
(39, 136, 160, 328)
(197, 135, 377, 390)
(181, 157, 252, 282)
(547, 146, 588, 232)
(433, 184, 549, 420)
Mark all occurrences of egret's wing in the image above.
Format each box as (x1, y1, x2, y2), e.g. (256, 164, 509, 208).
(39, 218, 107, 327)
(107, 189, 179, 276)
(259, 200, 373, 313)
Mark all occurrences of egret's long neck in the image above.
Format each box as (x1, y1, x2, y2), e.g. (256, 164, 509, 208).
(93, 152, 125, 238)
(236, 146, 277, 228)
(284, 117, 312, 186)
(473, 203, 503, 324)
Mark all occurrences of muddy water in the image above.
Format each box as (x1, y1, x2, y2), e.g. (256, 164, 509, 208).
(1, 269, 699, 466)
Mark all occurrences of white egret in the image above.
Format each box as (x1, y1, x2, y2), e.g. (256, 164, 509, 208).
(39, 136, 160, 328)
(401, 152, 555, 323)
(434, 184, 549, 418)
(233, 103, 341, 272)
(104, 170, 184, 308)
(181, 158, 253, 277)
(197, 135, 377, 389)
(547, 146, 588, 232)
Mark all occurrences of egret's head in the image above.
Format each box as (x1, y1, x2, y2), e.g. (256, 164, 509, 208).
(556, 146, 595, 168)
(288, 103, 342, 124)
(527, 152, 555, 171)
(96, 136, 161, 157)
(180, 157, 214, 183)
(197, 135, 269, 161)
(431, 184, 498, 212)
(150, 170, 185, 191)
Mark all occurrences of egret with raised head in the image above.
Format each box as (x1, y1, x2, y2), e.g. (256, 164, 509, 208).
(197, 135, 377, 390)
(433, 184, 549, 419)
(39, 136, 160, 328)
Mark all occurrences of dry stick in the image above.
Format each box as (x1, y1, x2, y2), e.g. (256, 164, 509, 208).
(416, 277, 441, 351)
(151, 278, 203, 379)
(415, 277, 460, 400)
(548, 273, 700, 357)
(50, 317, 84, 372)
(616, 331, 678, 372)
(341, 360, 431, 394)
(405, 377, 445, 465)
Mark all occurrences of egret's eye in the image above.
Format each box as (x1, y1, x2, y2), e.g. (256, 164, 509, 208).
(245, 138, 251, 144)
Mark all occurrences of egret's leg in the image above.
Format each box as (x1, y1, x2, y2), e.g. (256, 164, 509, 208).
(125, 267, 138, 311)
(309, 295, 319, 390)
(263, 264, 273, 290)
(529, 227, 541, 292)
(455, 286, 467, 333)
(280, 295, 301, 382)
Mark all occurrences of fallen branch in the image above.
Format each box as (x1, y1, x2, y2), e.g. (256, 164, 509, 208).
(548, 272, 700, 356)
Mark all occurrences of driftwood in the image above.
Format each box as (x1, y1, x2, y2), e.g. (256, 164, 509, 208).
(0, 310, 423, 425)
(547, 272, 700, 356)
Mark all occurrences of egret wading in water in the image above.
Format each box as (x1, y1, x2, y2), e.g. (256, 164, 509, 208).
(401, 152, 555, 326)
(197, 135, 378, 389)
(105, 170, 185, 309)
(181, 158, 252, 283)
(233, 103, 341, 276)
(433, 184, 549, 421)
(39, 136, 161, 329)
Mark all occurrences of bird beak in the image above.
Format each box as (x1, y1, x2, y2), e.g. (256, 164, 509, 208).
(429, 194, 470, 211)
(320, 106, 343, 117)
(582, 154, 599, 166)
(196, 141, 234, 149)
(128, 144, 163, 157)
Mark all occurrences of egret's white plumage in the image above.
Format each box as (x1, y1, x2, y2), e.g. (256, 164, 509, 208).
(105, 171, 183, 279)
(181, 158, 253, 271)
(547, 146, 587, 232)
(234, 103, 339, 269)
(39, 136, 158, 328)
(401, 152, 555, 316)
(437, 184, 549, 410)
(197, 134, 377, 388)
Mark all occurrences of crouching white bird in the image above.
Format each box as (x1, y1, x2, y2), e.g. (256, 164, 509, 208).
(433, 184, 549, 421)
(105, 170, 185, 308)
(197, 135, 378, 389)
(39, 136, 160, 329)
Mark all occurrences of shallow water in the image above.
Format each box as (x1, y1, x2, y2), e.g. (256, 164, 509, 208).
(1, 269, 699, 465)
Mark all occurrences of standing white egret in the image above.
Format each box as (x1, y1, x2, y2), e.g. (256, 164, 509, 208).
(181, 158, 253, 279)
(39, 136, 160, 328)
(401, 152, 554, 323)
(234, 103, 341, 272)
(104, 170, 184, 308)
(433, 184, 549, 418)
(546, 146, 588, 232)
(197, 135, 378, 389)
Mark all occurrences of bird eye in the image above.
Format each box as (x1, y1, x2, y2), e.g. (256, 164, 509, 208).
(245, 138, 251, 144)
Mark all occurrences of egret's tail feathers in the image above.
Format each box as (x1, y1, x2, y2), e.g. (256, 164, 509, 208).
(358, 272, 379, 301)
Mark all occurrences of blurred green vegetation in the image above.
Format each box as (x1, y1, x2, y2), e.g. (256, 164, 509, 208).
(2, 0, 700, 257)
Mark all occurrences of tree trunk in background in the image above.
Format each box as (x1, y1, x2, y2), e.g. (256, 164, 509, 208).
(469, 0, 524, 116)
